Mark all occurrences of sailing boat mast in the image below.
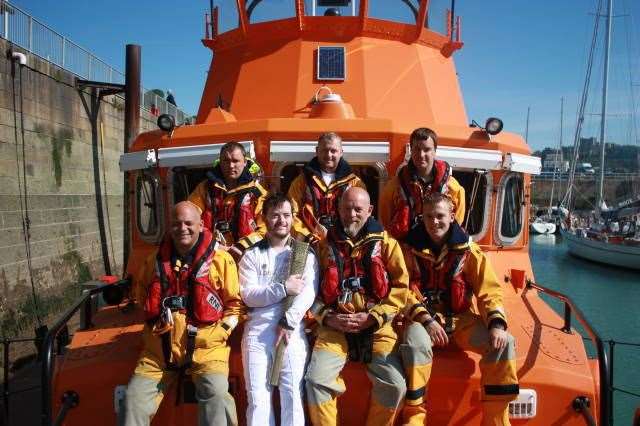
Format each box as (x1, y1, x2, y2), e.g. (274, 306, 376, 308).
(597, 0, 613, 212)
(525, 106, 530, 142)
(549, 97, 564, 214)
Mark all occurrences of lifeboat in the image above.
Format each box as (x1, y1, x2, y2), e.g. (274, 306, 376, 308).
(43, 1, 608, 425)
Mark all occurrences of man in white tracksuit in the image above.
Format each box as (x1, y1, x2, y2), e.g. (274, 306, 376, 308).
(239, 193, 318, 426)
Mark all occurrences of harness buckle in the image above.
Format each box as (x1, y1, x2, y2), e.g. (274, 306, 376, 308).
(341, 276, 362, 292)
(318, 215, 333, 229)
(186, 324, 198, 337)
(425, 289, 443, 305)
(162, 295, 187, 311)
(214, 221, 231, 233)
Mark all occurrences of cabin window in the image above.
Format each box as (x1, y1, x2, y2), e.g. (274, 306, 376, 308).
(247, 0, 295, 24)
(171, 167, 211, 205)
(497, 173, 524, 243)
(305, 0, 359, 16)
(368, 0, 419, 25)
(136, 171, 163, 241)
(213, 0, 240, 33)
(452, 170, 491, 240)
(426, 0, 449, 34)
(276, 162, 384, 218)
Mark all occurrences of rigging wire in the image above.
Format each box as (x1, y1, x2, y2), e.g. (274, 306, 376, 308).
(562, 0, 605, 211)
(11, 59, 42, 327)
(99, 122, 117, 273)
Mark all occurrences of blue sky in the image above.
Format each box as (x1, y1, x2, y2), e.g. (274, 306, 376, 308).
(8, 0, 640, 151)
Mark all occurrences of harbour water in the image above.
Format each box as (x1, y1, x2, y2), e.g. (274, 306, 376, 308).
(529, 234, 640, 425)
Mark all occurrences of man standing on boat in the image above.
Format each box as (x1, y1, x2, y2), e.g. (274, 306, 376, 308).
(238, 193, 318, 426)
(123, 201, 242, 426)
(188, 141, 267, 260)
(287, 132, 366, 243)
(305, 187, 408, 426)
(399, 193, 519, 426)
(379, 127, 465, 241)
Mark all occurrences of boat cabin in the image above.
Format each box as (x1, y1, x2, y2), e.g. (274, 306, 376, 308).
(46, 1, 607, 425)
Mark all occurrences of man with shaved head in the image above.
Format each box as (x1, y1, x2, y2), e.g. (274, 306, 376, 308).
(123, 201, 243, 426)
(305, 187, 409, 425)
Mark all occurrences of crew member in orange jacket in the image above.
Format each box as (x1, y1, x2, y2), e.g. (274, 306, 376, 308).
(287, 132, 365, 243)
(188, 141, 267, 260)
(123, 201, 243, 426)
(399, 193, 518, 426)
(379, 127, 465, 242)
(305, 187, 408, 426)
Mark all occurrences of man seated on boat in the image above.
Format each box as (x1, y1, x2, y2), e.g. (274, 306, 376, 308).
(379, 127, 465, 242)
(399, 193, 519, 426)
(188, 141, 268, 260)
(305, 187, 408, 425)
(287, 132, 366, 243)
(123, 201, 242, 426)
(238, 193, 318, 426)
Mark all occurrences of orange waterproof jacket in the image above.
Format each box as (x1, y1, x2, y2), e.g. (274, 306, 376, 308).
(189, 161, 267, 253)
(379, 159, 465, 242)
(314, 217, 409, 329)
(403, 222, 507, 329)
(288, 157, 365, 242)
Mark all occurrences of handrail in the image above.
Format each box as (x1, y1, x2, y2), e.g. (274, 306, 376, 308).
(40, 279, 129, 426)
(0, 0, 190, 123)
(527, 281, 610, 425)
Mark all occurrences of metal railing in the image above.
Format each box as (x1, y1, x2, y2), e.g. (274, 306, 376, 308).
(526, 280, 610, 426)
(0, 0, 189, 124)
(40, 279, 130, 426)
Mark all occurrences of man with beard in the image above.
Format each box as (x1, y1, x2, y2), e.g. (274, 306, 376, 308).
(305, 187, 408, 426)
(379, 127, 465, 242)
(189, 141, 267, 260)
(287, 132, 365, 243)
(399, 193, 518, 425)
(238, 193, 318, 426)
(124, 201, 242, 426)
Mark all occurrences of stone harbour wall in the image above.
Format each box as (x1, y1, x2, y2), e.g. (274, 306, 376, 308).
(0, 37, 158, 338)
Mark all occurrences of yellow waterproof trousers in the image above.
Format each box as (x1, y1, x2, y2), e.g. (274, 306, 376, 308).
(400, 313, 518, 426)
(123, 318, 237, 426)
(305, 324, 406, 426)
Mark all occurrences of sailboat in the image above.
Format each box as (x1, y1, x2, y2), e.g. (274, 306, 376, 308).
(561, 0, 640, 270)
(531, 99, 565, 235)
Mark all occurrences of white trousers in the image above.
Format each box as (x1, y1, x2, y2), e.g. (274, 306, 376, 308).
(241, 327, 308, 426)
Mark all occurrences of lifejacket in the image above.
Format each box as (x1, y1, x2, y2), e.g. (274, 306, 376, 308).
(391, 159, 452, 240)
(145, 229, 224, 327)
(406, 221, 472, 316)
(202, 161, 264, 243)
(301, 157, 360, 230)
(321, 218, 390, 311)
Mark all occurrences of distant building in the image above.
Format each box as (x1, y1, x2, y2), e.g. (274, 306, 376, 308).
(543, 151, 569, 172)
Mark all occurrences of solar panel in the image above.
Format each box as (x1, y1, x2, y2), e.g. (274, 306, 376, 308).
(317, 46, 346, 81)
(318, 0, 351, 6)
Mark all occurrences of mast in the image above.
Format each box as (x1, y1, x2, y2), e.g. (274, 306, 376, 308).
(525, 106, 530, 142)
(549, 97, 564, 214)
(597, 0, 613, 212)
(561, 0, 604, 214)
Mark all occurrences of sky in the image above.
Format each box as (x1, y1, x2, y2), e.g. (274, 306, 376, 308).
(7, 0, 640, 151)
